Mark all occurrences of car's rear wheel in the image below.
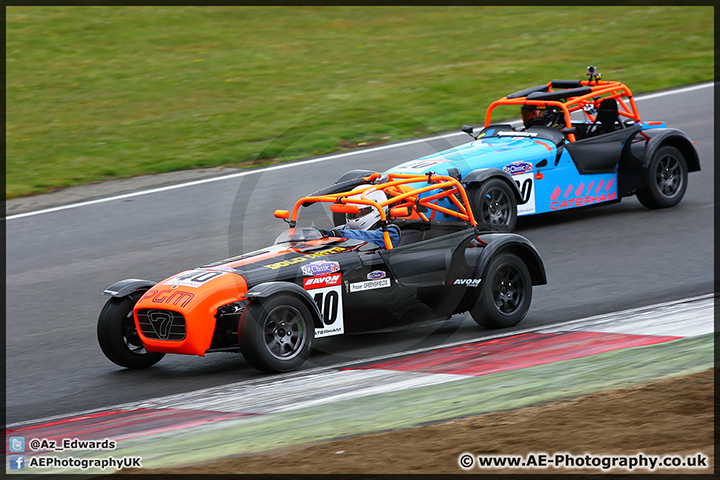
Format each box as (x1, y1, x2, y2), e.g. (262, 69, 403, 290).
(97, 294, 166, 369)
(636, 145, 688, 209)
(238, 294, 314, 373)
(471, 253, 532, 329)
(468, 179, 518, 231)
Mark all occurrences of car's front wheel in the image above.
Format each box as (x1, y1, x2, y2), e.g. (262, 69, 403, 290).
(471, 253, 532, 329)
(238, 294, 314, 373)
(97, 294, 166, 369)
(468, 179, 518, 231)
(636, 145, 688, 209)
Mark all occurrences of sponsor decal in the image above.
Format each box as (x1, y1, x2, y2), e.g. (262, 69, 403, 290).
(497, 131, 538, 137)
(551, 191, 617, 210)
(301, 246, 347, 259)
(166, 270, 226, 288)
(141, 289, 195, 307)
(450, 278, 482, 287)
(503, 161, 533, 176)
(303, 274, 342, 290)
(367, 270, 386, 280)
(301, 260, 340, 277)
(263, 246, 347, 270)
(315, 327, 343, 336)
(264, 256, 307, 270)
(349, 278, 391, 292)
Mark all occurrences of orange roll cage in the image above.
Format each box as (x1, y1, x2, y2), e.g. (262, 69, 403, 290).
(484, 80, 641, 143)
(278, 173, 478, 250)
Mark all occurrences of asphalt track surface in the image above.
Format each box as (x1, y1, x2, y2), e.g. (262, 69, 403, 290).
(6, 85, 713, 424)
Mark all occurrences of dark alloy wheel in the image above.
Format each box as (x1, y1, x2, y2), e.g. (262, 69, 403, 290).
(468, 179, 518, 231)
(97, 294, 166, 369)
(471, 253, 532, 329)
(238, 294, 314, 373)
(636, 145, 688, 209)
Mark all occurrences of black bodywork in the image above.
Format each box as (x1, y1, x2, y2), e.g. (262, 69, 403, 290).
(207, 221, 545, 350)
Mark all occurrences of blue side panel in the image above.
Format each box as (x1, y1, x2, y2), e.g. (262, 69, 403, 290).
(533, 151, 618, 214)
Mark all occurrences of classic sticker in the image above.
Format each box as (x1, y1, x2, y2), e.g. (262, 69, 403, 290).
(503, 161, 533, 176)
(349, 278, 391, 292)
(301, 260, 340, 277)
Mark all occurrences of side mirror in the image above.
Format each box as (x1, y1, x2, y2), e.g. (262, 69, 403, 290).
(330, 204, 360, 215)
(390, 206, 410, 218)
(274, 210, 290, 220)
(561, 127, 577, 135)
(461, 125, 477, 139)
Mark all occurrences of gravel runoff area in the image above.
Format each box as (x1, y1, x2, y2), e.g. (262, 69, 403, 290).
(137, 369, 713, 475)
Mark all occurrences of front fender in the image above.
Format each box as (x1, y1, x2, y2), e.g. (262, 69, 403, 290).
(245, 281, 324, 329)
(103, 279, 156, 298)
(475, 233, 547, 286)
(462, 168, 524, 204)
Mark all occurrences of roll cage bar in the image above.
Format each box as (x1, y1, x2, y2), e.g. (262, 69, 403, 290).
(484, 80, 642, 143)
(275, 173, 478, 250)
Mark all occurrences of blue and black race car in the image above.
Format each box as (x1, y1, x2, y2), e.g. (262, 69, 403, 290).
(337, 67, 700, 230)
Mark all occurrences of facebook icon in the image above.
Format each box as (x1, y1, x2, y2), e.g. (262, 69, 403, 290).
(9, 455, 25, 470)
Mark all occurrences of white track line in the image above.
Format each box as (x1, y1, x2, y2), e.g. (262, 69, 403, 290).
(6, 82, 712, 222)
(633, 82, 714, 102)
(8, 292, 713, 429)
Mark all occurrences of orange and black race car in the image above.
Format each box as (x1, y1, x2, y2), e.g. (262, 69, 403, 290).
(97, 173, 546, 373)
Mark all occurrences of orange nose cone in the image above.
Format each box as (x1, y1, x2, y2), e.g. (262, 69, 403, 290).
(134, 270, 248, 356)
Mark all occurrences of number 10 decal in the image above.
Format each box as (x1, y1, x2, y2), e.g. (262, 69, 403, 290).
(514, 172, 536, 215)
(310, 285, 345, 338)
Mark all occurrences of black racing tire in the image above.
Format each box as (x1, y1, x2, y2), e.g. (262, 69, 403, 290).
(636, 145, 688, 209)
(471, 253, 532, 329)
(238, 294, 314, 373)
(468, 179, 518, 231)
(97, 295, 166, 369)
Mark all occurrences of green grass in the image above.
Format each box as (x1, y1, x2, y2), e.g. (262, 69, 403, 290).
(6, 6, 714, 199)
